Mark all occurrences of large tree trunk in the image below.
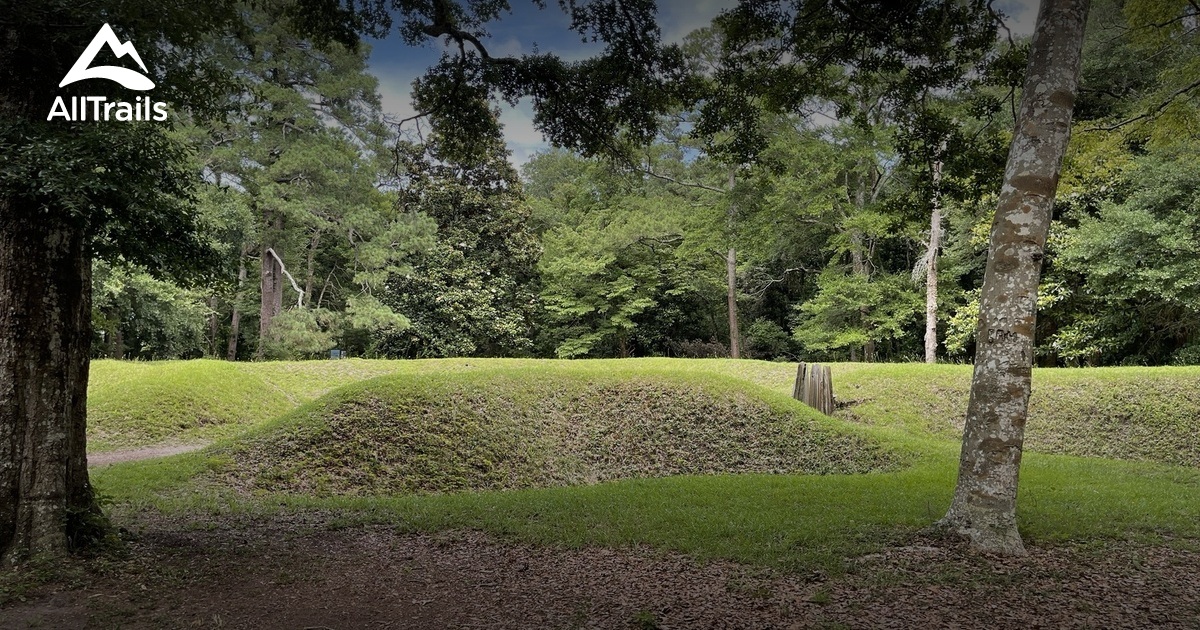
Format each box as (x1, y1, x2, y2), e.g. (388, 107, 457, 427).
(0, 201, 103, 565)
(939, 0, 1090, 555)
(256, 211, 284, 359)
(726, 247, 740, 359)
(924, 158, 944, 364)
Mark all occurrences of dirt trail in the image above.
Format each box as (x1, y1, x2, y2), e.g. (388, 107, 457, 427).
(88, 443, 207, 466)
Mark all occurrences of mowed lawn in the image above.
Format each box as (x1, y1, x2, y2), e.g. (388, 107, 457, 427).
(89, 359, 1200, 572)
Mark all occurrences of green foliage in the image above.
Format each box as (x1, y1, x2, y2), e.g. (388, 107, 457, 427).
(539, 224, 676, 358)
(793, 271, 922, 358)
(379, 135, 540, 358)
(1, 1, 238, 275)
(91, 262, 212, 360)
(191, 2, 432, 359)
(697, 0, 1000, 162)
(1078, 0, 1200, 149)
(744, 319, 793, 360)
(1047, 148, 1200, 364)
(259, 309, 337, 359)
(527, 149, 725, 358)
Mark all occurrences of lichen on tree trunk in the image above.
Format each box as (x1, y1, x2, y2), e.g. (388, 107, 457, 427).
(0, 198, 105, 565)
(924, 158, 944, 365)
(939, 0, 1091, 555)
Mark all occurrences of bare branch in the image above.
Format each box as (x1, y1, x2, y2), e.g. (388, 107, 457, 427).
(1086, 77, 1200, 132)
(638, 162, 728, 193)
(986, 0, 1015, 47)
(748, 267, 809, 298)
(265, 247, 305, 309)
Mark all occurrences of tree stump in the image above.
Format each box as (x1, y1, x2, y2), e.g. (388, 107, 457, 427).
(792, 362, 834, 415)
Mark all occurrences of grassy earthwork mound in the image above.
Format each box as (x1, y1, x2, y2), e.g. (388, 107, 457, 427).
(207, 366, 901, 496)
(837, 363, 1200, 467)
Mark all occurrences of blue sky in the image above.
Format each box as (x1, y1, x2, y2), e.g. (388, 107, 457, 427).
(365, 0, 1043, 166)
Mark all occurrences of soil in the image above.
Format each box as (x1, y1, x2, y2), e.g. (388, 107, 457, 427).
(87, 444, 207, 467)
(2, 513, 1198, 629)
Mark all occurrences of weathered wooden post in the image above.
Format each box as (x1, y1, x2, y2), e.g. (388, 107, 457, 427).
(792, 362, 834, 415)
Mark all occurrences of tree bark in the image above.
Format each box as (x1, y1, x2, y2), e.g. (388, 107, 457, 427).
(256, 211, 284, 359)
(726, 247, 741, 359)
(0, 200, 103, 565)
(925, 158, 944, 364)
(227, 244, 249, 361)
(939, 0, 1090, 555)
(726, 171, 740, 359)
(303, 230, 320, 307)
(207, 295, 220, 357)
(850, 231, 873, 362)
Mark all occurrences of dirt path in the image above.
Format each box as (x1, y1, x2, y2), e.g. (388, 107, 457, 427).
(87, 443, 207, 467)
(2, 514, 1198, 629)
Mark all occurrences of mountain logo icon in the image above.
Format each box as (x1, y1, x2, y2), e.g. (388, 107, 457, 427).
(59, 23, 155, 91)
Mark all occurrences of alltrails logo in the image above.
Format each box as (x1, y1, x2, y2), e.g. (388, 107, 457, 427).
(47, 24, 169, 122)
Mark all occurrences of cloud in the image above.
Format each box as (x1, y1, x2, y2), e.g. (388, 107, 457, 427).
(658, 0, 729, 43)
(374, 65, 418, 123)
(498, 99, 549, 166)
(994, 0, 1040, 37)
(489, 35, 526, 58)
(370, 64, 548, 166)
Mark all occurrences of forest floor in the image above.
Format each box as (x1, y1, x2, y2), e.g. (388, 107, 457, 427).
(3, 512, 1198, 630)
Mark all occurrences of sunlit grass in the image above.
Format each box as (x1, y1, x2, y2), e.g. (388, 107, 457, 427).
(88, 357, 1200, 573)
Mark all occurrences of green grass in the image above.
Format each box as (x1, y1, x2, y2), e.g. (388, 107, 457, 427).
(93, 444, 1200, 571)
(205, 365, 898, 496)
(88, 360, 291, 451)
(85, 357, 1200, 574)
(839, 363, 1200, 467)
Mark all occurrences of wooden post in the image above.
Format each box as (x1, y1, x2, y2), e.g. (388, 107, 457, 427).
(793, 362, 834, 415)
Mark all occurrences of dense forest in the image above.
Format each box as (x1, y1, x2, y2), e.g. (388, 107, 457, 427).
(92, 0, 1198, 367)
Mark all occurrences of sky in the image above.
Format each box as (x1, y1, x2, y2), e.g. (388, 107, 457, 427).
(365, 0, 1044, 167)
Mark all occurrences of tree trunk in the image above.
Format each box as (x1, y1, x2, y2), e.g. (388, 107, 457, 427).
(850, 231, 872, 362)
(939, 0, 1090, 555)
(207, 295, 220, 357)
(227, 245, 248, 361)
(303, 230, 320, 307)
(0, 201, 103, 565)
(726, 247, 740, 359)
(108, 312, 124, 360)
(925, 158, 944, 364)
(256, 211, 284, 359)
(726, 171, 740, 359)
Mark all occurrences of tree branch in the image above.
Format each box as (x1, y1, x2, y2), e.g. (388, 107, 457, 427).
(748, 267, 809, 298)
(638, 162, 728, 193)
(1086, 77, 1200, 132)
(265, 247, 305, 309)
